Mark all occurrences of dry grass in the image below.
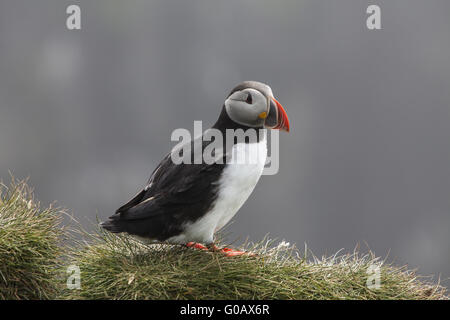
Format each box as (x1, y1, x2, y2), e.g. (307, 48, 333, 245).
(0, 179, 447, 300)
(0, 179, 64, 299)
(60, 229, 448, 300)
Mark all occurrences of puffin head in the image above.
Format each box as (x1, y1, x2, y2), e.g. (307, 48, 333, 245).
(223, 81, 290, 132)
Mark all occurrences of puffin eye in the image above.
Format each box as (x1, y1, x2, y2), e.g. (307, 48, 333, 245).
(245, 93, 253, 104)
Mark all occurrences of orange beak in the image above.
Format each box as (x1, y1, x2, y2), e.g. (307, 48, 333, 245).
(269, 97, 290, 132)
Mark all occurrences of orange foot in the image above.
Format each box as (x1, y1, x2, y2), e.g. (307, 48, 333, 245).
(185, 242, 209, 251)
(218, 247, 250, 257)
(185, 242, 255, 257)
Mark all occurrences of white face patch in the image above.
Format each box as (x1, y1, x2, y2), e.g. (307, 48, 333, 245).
(225, 88, 269, 127)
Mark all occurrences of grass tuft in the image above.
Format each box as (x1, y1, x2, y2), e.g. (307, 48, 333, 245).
(60, 228, 448, 300)
(0, 178, 65, 299)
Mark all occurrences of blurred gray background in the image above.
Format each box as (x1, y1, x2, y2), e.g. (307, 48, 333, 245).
(1, 1, 449, 286)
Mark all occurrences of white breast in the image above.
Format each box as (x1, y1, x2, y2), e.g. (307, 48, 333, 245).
(167, 132, 267, 244)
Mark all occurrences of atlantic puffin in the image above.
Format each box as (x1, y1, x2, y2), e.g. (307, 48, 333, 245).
(101, 81, 290, 256)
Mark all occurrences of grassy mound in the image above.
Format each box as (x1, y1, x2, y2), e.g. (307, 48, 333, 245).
(0, 179, 64, 299)
(61, 230, 447, 300)
(0, 179, 447, 300)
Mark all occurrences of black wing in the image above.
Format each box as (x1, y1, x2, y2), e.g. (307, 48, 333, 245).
(101, 142, 227, 240)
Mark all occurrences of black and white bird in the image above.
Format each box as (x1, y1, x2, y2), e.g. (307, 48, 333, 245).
(101, 81, 289, 255)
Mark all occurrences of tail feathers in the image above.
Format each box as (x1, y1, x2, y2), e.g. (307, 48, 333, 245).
(100, 219, 125, 233)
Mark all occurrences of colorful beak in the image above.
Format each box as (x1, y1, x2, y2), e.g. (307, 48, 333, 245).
(265, 97, 290, 132)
